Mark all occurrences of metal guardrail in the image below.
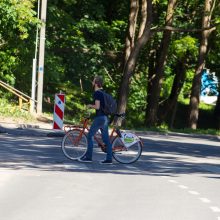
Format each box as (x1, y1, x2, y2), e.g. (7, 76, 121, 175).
(0, 80, 37, 112)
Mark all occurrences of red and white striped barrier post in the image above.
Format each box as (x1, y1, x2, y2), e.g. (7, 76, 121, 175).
(53, 93, 65, 130)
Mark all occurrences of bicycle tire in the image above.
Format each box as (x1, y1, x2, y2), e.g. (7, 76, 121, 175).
(61, 129, 87, 160)
(112, 137, 142, 164)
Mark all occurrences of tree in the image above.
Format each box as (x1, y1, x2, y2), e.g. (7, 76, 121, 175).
(158, 36, 198, 126)
(145, 0, 177, 126)
(214, 94, 220, 129)
(0, 0, 38, 92)
(188, 0, 216, 129)
(117, 0, 153, 117)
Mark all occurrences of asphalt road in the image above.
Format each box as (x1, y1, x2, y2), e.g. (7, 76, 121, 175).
(0, 127, 220, 220)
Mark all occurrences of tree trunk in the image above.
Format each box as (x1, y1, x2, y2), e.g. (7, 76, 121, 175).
(158, 59, 187, 124)
(145, 0, 177, 127)
(117, 0, 152, 116)
(214, 92, 220, 129)
(188, 0, 215, 129)
(124, 0, 139, 67)
(145, 45, 156, 124)
(117, 26, 152, 114)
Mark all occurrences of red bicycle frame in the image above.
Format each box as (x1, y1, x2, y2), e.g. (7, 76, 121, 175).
(64, 117, 126, 152)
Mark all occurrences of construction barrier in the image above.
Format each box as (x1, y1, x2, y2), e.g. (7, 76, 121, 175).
(53, 93, 65, 130)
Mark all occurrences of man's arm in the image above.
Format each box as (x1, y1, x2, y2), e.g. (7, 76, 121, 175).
(87, 100, 100, 110)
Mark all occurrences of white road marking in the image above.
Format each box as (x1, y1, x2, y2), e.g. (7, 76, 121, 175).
(64, 163, 88, 170)
(210, 207, 220, 213)
(188, 190, 200, 195)
(161, 176, 168, 178)
(199, 198, 211, 203)
(54, 196, 64, 199)
(168, 179, 178, 183)
(178, 185, 188, 189)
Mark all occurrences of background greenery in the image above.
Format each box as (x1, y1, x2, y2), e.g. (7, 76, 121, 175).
(0, 0, 219, 133)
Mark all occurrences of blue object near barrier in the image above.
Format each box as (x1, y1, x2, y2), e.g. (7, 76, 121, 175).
(201, 69, 219, 97)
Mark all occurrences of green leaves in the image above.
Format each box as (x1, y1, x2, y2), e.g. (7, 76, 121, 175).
(0, 0, 38, 40)
(171, 36, 198, 59)
(0, 0, 39, 89)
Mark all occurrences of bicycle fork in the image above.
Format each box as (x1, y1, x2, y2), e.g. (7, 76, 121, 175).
(68, 129, 84, 146)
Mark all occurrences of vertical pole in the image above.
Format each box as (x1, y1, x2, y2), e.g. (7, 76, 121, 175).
(37, 0, 48, 114)
(19, 98, 23, 109)
(30, 58, 37, 113)
(31, 0, 40, 114)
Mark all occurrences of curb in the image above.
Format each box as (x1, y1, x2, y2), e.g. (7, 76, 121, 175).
(1, 121, 219, 141)
(124, 129, 220, 141)
(47, 132, 65, 137)
(0, 121, 64, 137)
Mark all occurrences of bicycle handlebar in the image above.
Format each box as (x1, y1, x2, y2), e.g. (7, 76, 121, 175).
(114, 113, 125, 118)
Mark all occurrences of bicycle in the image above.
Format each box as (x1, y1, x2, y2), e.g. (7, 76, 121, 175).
(61, 113, 143, 164)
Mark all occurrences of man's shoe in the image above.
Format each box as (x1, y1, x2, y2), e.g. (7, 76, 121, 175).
(100, 159, 113, 165)
(78, 155, 92, 163)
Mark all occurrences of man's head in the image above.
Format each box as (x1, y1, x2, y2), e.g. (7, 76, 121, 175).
(92, 75, 103, 89)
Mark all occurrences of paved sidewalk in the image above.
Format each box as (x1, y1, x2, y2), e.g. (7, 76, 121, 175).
(0, 120, 64, 137)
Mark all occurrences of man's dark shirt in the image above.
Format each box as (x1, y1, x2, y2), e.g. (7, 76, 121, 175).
(93, 90, 105, 117)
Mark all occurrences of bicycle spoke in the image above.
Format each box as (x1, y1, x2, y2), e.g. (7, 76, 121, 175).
(112, 137, 142, 164)
(61, 129, 87, 160)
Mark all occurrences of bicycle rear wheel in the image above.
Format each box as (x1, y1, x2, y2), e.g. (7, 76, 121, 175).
(112, 137, 142, 164)
(61, 129, 87, 160)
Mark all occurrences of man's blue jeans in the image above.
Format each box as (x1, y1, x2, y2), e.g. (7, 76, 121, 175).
(85, 115, 112, 161)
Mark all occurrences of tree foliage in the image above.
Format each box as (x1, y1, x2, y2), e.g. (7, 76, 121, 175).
(0, 0, 220, 130)
(0, 0, 38, 90)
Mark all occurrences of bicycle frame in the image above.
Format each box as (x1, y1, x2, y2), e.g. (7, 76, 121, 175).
(64, 117, 126, 152)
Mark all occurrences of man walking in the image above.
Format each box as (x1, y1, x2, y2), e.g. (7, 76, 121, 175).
(78, 76, 113, 164)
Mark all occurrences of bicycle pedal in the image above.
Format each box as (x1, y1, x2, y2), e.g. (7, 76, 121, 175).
(99, 144, 107, 152)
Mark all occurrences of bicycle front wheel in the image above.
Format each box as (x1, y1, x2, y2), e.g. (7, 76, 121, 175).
(112, 137, 142, 164)
(61, 129, 87, 160)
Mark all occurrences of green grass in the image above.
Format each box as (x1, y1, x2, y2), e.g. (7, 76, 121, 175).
(125, 125, 220, 136)
(0, 98, 37, 122)
(170, 128, 220, 136)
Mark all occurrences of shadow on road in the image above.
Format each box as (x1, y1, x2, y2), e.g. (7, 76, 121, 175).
(0, 132, 220, 177)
